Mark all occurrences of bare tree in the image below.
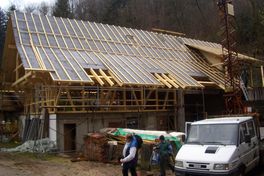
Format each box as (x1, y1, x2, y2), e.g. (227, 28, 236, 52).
(38, 2, 50, 15)
(24, 3, 38, 14)
(0, 7, 7, 61)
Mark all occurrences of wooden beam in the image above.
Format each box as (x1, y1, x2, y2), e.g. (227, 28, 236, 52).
(261, 65, 264, 87)
(197, 81, 216, 85)
(12, 71, 32, 87)
(167, 74, 186, 89)
(90, 68, 104, 86)
(15, 52, 19, 81)
(107, 71, 123, 87)
(161, 73, 179, 88)
(154, 73, 172, 88)
(132, 90, 139, 106)
(99, 69, 114, 86)
(162, 91, 169, 110)
(66, 88, 76, 111)
(8, 44, 16, 49)
(151, 28, 185, 36)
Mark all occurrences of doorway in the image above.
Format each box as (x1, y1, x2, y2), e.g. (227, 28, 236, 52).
(64, 123, 76, 152)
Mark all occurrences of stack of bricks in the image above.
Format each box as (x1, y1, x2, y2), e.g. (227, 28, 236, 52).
(84, 133, 108, 162)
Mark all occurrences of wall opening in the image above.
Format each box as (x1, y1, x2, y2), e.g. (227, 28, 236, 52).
(64, 123, 76, 152)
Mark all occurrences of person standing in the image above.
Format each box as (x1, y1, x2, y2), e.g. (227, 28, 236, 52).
(120, 134, 138, 176)
(158, 135, 174, 176)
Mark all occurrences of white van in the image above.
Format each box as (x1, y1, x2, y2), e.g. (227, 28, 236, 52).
(175, 116, 260, 176)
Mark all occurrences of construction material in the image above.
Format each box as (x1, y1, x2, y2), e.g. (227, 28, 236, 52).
(1, 138, 57, 153)
(83, 128, 183, 170)
(84, 133, 109, 162)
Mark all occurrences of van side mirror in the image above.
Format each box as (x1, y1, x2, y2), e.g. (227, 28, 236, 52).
(182, 135, 186, 143)
(245, 134, 251, 143)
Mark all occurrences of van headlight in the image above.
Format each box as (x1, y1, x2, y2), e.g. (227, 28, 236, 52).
(214, 164, 229, 170)
(175, 160, 183, 167)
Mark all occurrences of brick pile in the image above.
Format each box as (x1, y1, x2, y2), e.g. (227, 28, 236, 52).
(84, 133, 108, 162)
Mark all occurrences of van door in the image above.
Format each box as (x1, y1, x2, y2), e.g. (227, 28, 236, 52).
(238, 120, 259, 173)
(246, 120, 259, 172)
(239, 122, 252, 170)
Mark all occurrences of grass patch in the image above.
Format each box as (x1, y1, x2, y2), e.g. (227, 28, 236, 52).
(0, 141, 21, 148)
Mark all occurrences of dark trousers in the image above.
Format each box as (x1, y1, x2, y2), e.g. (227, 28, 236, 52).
(159, 155, 167, 176)
(159, 155, 174, 176)
(122, 163, 137, 176)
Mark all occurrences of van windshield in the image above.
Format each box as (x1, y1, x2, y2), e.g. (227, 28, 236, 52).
(186, 124, 238, 145)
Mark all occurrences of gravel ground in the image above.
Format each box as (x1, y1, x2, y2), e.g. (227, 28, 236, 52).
(0, 152, 263, 176)
(0, 152, 176, 176)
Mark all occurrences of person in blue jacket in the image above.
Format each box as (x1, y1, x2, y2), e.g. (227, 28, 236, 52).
(120, 133, 138, 176)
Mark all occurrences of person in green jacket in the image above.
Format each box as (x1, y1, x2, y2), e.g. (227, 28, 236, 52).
(157, 135, 174, 176)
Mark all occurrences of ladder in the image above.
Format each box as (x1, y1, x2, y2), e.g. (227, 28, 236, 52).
(240, 77, 249, 101)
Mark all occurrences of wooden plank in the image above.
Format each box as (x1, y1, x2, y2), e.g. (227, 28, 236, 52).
(99, 69, 114, 86)
(131, 89, 139, 106)
(55, 86, 62, 106)
(38, 14, 51, 47)
(67, 18, 85, 50)
(81, 21, 100, 51)
(93, 23, 115, 53)
(135, 29, 156, 58)
(112, 54, 140, 83)
(154, 73, 172, 88)
(261, 66, 264, 87)
(14, 12, 22, 44)
(168, 74, 186, 88)
(138, 30, 164, 59)
(12, 71, 32, 87)
(30, 13, 42, 47)
(53, 17, 69, 48)
(67, 50, 93, 82)
(161, 73, 179, 88)
(105, 25, 123, 54)
(74, 19, 90, 50)
(21, 45, 33, 68)
(90, 68, 104, 86)
(15, 52, 19, 80)
(125, 55, 159, 85)
(24, 13, 43, 69)
(96, 53, 127, 84)
(197, 81, 216, 85)
(8, 44, 16, 49)
(50, 48, 72, 80)
(127, 29, 150, 57)
(152, 59, 189, 87)
(45, 16, 60, 47)
(59, 49, 83, 81)
(116, 55, 146, 84)
(66, 87, 76, 111)
(89, 22, 108, 52)
(162, 91, 169, 110)
(116, 26, 135, 55)
(60, 17, 77, 49)
(39, 46, 61, 80)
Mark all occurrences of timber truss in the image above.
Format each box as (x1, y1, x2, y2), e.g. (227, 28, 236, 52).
(23, 85, 179, 115)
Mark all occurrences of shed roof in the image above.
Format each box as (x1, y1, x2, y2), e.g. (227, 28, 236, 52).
(4, 11, 229, 89)
(180, 37, 264, 64)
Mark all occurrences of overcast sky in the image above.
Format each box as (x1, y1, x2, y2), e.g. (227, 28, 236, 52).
(0, 0, 55, 10)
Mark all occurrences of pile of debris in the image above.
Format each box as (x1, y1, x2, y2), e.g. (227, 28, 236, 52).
(0, 138, 57, 153)
(83, 128, 184, 169)
(84, 133, 108, 162)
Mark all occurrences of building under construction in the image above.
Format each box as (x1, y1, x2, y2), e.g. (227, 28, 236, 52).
(0, 11, 264, 151)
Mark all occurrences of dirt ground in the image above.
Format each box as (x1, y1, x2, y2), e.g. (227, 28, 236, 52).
(0, 152, 175, 176)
